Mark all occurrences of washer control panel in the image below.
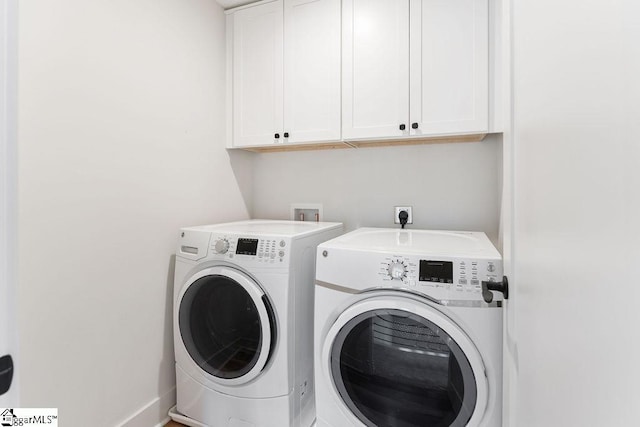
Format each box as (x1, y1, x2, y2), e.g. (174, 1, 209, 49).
(210, 234, 288, 266)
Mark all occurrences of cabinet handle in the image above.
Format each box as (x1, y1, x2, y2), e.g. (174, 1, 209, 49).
(411, 123, 419, 129)
(275, 133, 280, 139)
(399, 124, 406, 131)
(284, 132, 289, 138)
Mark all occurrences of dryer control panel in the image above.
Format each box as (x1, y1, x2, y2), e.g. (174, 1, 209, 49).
(377, 255, 502, 300)
(316, 228, 504, 303)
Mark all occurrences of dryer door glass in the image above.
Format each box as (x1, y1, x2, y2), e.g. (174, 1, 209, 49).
(179, 274, 275, 379)
(331, 309, 477, 427)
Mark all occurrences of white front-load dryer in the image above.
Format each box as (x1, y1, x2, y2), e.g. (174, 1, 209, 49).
(172, 220, 343, 427)
(314, 228, 505, 427)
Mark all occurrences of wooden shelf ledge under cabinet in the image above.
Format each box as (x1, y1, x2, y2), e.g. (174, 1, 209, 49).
(232, 133, 489, 153)
(236, 141, 352, 153)
(347, 133, 488, 149)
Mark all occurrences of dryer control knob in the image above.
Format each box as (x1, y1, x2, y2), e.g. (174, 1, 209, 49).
(214, 239, 230, 254)
(388, 262, 407, 280)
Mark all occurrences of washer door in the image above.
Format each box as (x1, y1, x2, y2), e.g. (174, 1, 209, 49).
(178, 266, 276, 386)
(324, 295, 488, 427)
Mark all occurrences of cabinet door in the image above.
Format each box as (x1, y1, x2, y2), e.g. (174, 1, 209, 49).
(409, 0, 488, 135)
(284, 0, 341, 144)
(231, 0, 284, 147)
(342, 0, 410, 141)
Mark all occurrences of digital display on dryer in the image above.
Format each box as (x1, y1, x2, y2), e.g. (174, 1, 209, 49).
(236, 238, 258, 255)
(419, 260, 453, 283)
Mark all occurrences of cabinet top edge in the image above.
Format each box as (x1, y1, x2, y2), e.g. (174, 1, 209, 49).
(223, 0, 279, 14)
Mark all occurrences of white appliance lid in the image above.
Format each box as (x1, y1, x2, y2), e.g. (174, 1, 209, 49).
(321, 228, 501, 259)
(183, 220, 342, 238)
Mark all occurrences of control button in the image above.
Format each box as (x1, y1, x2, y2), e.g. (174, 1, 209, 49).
(488, 264, 496, 272)
(278, 250, 285, 258)
(280, 240, 286, 247)
(459, 279, 467, 285)
(270, 253, 276, 259)
(470, 279, 479, 286)
(214, 239, 230, 254)
(387, 262, 407, 280)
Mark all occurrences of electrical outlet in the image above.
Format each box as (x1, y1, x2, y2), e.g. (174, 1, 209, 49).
(394, 206, 413, 224)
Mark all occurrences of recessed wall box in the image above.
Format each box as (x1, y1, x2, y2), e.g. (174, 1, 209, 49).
(291, 203, 323, 222)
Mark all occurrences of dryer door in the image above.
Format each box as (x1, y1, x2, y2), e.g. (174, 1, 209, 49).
(178, 266, 276, 386)
(323, 295, 488, 427)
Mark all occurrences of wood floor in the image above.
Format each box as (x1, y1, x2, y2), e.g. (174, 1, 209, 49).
(165, 421, 186, 427)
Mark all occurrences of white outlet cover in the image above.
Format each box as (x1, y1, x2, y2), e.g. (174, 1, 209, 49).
(394, 206, 413, 224)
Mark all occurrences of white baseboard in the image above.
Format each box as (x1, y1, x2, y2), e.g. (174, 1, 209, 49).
(117, 387, 177, 427)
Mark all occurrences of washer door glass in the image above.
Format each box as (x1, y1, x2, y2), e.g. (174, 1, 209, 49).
(179, 273, 275, 380)
(331, 309, 477, 427)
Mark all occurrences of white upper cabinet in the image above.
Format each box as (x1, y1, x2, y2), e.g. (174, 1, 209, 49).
(230, 0, 284, 147)
(342, 0, 489, 142)
(228, 0, 491, 149)
(409, 0, 488, 136)
(284, 0, 341, 144)
(342, 0, 410, 140)
(228, 0, 341, 148)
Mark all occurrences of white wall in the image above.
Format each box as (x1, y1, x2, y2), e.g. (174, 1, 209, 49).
(510, 0, 640, 425)
(0, 0, 18, 407)
(252, 136, 502, 241)
(17, 1, 250, 426)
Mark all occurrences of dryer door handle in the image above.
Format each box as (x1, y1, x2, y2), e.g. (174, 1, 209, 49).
(0, 354, 13, 396)
(481, 276, 509, 303)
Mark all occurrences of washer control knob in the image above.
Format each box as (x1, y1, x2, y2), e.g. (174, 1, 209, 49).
(388, 262, 407, 280)
(214, 239, 230, 254)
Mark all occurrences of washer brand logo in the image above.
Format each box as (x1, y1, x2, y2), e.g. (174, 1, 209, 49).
(0, 409, 58, 427)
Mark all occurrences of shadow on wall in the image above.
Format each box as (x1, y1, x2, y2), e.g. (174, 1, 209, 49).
(227, 149, 256, 218)
(158, 255, 178, 419)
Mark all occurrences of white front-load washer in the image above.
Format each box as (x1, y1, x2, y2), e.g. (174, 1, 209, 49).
(314, 228, 505, 427)
(172, 220, 343, 427)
